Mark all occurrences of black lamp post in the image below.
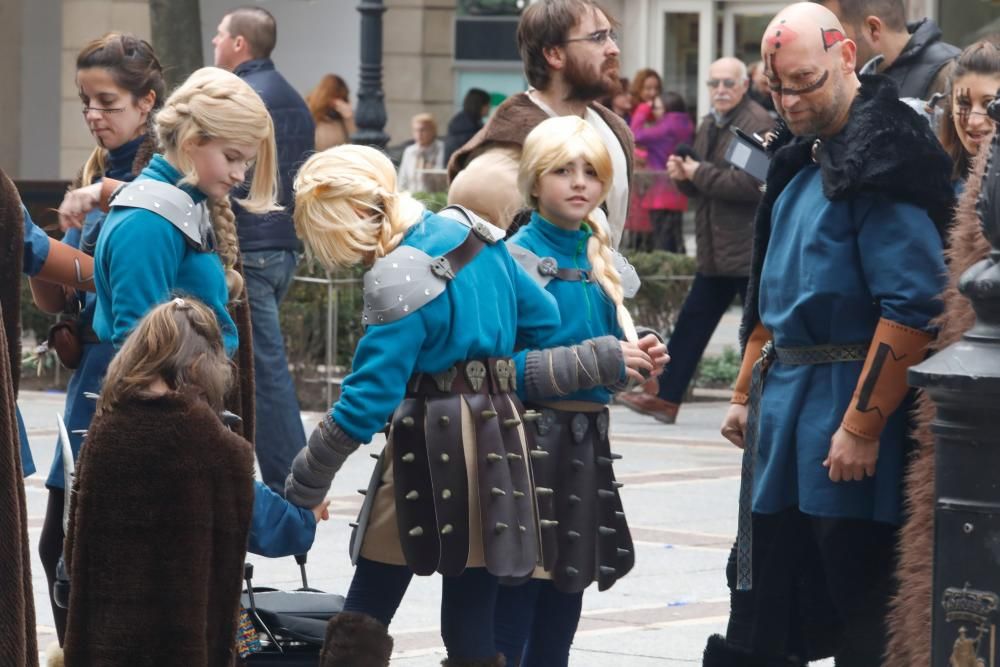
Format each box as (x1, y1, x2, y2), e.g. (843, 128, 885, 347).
(353, 0, 390, 148)
(908, 100, 1000, 666)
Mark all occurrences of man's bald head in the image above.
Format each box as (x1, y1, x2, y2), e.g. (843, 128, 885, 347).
(707, 57, 750, 114)
(761, 2, 860, 137)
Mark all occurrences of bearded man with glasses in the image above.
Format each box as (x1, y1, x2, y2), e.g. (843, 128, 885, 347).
(448, 0, 634, 248)
(620, 57, 773, 425)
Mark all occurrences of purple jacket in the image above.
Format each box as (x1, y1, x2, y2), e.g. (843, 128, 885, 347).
(630, 105, 694, 170)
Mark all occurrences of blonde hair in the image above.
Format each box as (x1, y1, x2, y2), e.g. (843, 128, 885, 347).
(155, 66, 280, 299)
(518, 116, 637, 342)
(411, 112, 437, 136)
(293, 144, 425, 269)
(97, 298, 232, 417)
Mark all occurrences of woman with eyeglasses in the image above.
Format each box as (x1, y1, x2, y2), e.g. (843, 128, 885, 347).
(35, 32, 164, 648)
(938, 40, 1000, 187)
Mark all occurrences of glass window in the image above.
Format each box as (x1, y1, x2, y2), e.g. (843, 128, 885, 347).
(457, 0, 526, 16)
(937, 0, 1000, 47)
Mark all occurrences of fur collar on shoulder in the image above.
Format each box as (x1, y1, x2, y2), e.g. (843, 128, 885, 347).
(739, 75, 954, 348)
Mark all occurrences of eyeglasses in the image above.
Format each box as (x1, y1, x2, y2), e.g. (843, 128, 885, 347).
(563, 29, 619, 46)
(706, 79, 739, 89)
(81, 106, 127, 116)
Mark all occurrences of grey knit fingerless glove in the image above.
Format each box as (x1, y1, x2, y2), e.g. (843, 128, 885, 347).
(284, 416, 361, 507)
(523, 335, 625, 400)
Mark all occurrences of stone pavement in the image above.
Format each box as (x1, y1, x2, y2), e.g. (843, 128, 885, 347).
(16, 305, 832, 665)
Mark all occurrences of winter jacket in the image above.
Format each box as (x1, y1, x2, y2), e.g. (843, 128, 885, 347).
(232, 59, 315, 252)
(882, 19, 959, 100)
(677, 96, 773, 276)
(631, 105, 693, 211)
(444, 110, 484, 164)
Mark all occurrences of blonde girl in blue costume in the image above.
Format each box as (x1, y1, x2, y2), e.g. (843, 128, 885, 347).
(285, 144, 575, 667)
(494, 115, 669, 666)
(91, 67, 325, 560)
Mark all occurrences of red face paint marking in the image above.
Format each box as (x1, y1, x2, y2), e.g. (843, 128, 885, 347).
(765, 21, 798, 51)
(821, 27, 845, 51)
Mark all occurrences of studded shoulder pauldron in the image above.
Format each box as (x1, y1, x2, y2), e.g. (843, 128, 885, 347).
(109, 180, 216, 252)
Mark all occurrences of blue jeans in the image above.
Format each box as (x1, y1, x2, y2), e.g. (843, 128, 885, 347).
(657, 273, 748, 405)
(494, 579, 583, 666)
(243, 249, 306, 494)
(345, 557, 500, 660)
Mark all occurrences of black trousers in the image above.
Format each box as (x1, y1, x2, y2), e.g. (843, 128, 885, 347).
(726, 508, 898, 666)
(38, 488, 67, 644)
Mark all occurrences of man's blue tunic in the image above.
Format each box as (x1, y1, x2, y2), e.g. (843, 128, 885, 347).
(754, 165, 946, 524)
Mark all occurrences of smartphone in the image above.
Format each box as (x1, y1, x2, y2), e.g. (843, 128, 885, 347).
(725, 126, 770, 183)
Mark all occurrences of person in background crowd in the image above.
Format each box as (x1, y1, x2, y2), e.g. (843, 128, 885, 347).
(747, 60, 777, 114)
(213, 6, 315, 495)
(706, 4, 952, 664)
(817, 0, 959, 100)
(937, 40, 1000, 187)
(38, 32, 164, 649)
(609, 77, 633, 121)
(629, 67, 663, 109)
(449, 0, 634, 246)
(308, 74, 357, 151)
(629, 91, 694, 253)
(397, 113, 446, 193)
(444, 88, 491, 164)
(620, 57, 772, 425)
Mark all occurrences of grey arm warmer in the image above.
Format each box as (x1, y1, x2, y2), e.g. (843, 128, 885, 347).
(523, 335, 625, 400)
(284, 417, 362, 507)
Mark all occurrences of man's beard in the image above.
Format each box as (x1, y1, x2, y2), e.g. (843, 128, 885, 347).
(780, 78, 845, 137)
(564, 53, 619, 103)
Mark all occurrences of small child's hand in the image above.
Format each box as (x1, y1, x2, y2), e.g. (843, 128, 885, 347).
(311, 498, 331, 523)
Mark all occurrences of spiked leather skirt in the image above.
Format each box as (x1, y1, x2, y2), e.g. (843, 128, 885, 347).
(522, 403, 635, 593)
(349, 358, 546, 578)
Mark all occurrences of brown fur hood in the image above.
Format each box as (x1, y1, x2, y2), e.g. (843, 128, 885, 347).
(63, 391, 255, 666)
(884, 152, 989, 666)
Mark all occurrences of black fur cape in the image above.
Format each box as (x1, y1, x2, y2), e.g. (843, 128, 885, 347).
(0, 170, 38, 665)
(63, 391, 255, 666)
(739, 75, 954, 351)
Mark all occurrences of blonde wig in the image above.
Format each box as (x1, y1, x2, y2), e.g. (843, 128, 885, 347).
(97, 297, 232, 417)
(293, 144, 425, 269)
(518, 116, 637, 342)
(155, 66, 280, 299)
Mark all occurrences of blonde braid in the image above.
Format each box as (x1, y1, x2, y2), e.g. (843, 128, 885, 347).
(209, 197, 244, 300)
(586, 218, 638, 342)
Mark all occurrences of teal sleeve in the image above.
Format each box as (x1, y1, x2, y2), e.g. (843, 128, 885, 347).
(104, 214, 185, 348)
(510, 254, 561, 349)
(857, 199, 946, 330)
(248, 480, 317, 557)
(332, 309, 430, 443)
(22, 205, 51, 277)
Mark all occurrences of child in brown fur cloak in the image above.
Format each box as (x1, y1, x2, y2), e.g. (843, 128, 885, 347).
(62, 298, 256, 666)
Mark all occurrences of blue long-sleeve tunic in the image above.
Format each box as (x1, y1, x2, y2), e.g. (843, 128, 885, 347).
(331, 210, 561, 442)
(93, 154, 238, 355)
(754, 165, 946, 524)
(507, 212, 624, 405)
(19, 205, 50, 476)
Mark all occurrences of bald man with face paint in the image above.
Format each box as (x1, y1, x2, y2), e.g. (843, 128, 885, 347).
(704, 3, 956, 665)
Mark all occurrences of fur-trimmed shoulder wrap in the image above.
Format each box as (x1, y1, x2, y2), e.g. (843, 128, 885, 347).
(362, 207, 504, 325)
(739, 75, 954, 351)
(63, 391, 255, 666)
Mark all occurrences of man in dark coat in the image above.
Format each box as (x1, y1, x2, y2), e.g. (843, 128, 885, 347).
(705, 3, 954, 665)
(448, 0, 634, 247)
(620, 56, 773, 424)
(818, 0, 959, 99)
(213, 6, 314, 493)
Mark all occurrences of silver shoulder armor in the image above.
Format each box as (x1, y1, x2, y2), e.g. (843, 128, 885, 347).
(362, 245, 446, 325)
(436, 205, 507, 243)
(110, 180, 214, 251)
(507, 243, 554, 290)
(612, 250, 641, 298)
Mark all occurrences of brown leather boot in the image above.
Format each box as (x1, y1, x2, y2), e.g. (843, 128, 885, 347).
(441, 654, 507, 666)
(319, 611, 393, 667)
(618, 392, 679, 424)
